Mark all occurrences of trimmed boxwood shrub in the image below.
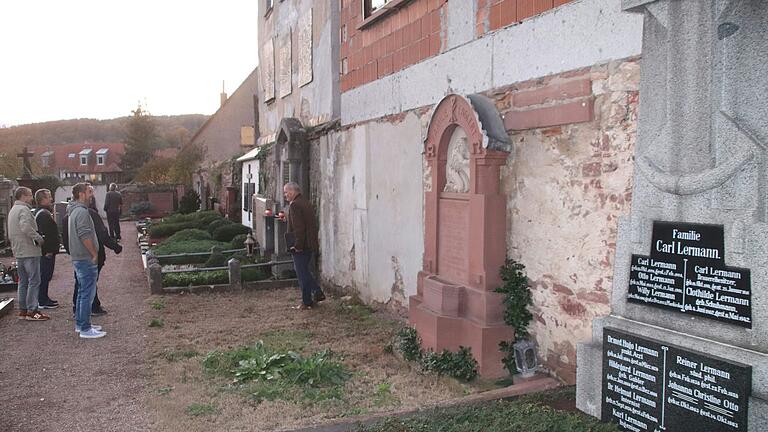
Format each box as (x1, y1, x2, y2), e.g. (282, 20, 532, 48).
(242, 267, 268, 282)
(161, 266, 268, 287)
(207, 218, 234, 235)
(204, 247, 227, 268)
(152, 240, 228, 256)
(162, 270, 229, 287)
(213, 224, 250, 242)
(230, 233, 248, 249)
(165, 229, 212, 243)
(150, 221, 198, 238)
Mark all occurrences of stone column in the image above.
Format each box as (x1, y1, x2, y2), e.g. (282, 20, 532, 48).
(577, 2, 768, 430)
(228, 258, 242, 289)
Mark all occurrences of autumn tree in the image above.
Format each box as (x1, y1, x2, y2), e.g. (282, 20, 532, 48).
(120, 105, 160, 179)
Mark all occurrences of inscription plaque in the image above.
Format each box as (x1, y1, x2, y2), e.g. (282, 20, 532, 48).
(628, 221, 751, 327)
(278, 32, 292, 98)
(602, 328, 751, 432)
(297, 8, 313, 87)
(262, 39, 275, 101)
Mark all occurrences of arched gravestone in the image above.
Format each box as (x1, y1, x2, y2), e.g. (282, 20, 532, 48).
(577, 2, 768, 431)
(270, 117, 309, 258)
(409, 93, 513, 378)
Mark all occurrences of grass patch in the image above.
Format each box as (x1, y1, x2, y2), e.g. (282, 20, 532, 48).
(258, 329, 313, 353)
(355, 395, 619, 432)
(156, 386, 174, 395)
(150, 298, 166, 310)
(202, 340, 350, 405)
(149, 318, 165, 328)
(161, 349, 199, 362)
(185, 403, 219, 417)
(372, 382, 399, 407)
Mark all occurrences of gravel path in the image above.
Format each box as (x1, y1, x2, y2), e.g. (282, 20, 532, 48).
(0, 221, 151, 432)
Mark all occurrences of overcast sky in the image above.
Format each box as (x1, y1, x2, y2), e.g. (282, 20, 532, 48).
(0, 1, 259, 127)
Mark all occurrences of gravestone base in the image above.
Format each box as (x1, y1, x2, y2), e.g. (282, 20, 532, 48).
(577, 315, 768, 431)
(410, 292, 514, 379)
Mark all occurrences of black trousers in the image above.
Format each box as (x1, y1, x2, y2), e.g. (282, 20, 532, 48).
(107, 211, 121, 239)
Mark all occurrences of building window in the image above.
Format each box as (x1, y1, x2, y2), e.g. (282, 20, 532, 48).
(363, 0, 390, 18)
(97, 155, 104, 165)
(80, 156, 88, 166)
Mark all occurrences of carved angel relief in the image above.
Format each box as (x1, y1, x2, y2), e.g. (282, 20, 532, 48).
(444, 128, 470, 193)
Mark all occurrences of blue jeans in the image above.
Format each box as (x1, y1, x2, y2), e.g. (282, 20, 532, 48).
(292, 251, 322, 306)
(39, 255, 56, 304)
(73, 260, 98, 331)
(17, 256, 41, 311)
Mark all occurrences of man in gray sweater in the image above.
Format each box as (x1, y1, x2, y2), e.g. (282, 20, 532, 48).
(8, 186, 48, 321)
(67, 182, 106, 339)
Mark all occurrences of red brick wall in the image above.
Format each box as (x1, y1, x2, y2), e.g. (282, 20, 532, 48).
(340, 0, 446, 92)
(487, 68, 596, 132)
(477, 0, 573, 35)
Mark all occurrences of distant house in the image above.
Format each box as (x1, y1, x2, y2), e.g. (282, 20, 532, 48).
(189, 67, 259, 219)
(32, 142, 126, 184)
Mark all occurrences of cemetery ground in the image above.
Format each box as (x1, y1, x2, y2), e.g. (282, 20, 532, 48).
(2, 221, 613, 432)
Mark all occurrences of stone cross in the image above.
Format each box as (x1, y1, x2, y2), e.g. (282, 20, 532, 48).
(16, 146, 34, 179)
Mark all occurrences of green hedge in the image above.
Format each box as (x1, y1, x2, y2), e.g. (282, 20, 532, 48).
(150, 211, 225, 238)
(165, 229, 212, 243)
(230, 233, 248, 249)
(213, 224, 250, 242)
(150, 221, 199, 238)
(206, 218, 234, 235)
(161, 267, 268, 287)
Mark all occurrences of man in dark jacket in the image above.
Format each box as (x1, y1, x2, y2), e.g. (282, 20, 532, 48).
(63, 187, 122, 315)
(34, 188, 61, 309)
(283, 182, 324, 309)
(103, 183, 122, 241)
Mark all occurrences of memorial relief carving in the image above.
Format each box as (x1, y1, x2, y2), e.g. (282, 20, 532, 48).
(443, 128, 470, 194)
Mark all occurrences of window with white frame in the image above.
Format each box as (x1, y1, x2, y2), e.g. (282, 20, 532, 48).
(80, 156, 88, 166)
(363, 0, 390, 18)
(97, 155, 104, 165)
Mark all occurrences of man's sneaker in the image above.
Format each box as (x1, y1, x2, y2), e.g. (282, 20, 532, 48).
(79, 328, 107, 339)
(91, 308, 108, 316)
(313, 291, 326, 303)
(25, 310, 50, 321)
(39, 302, 59, 309)
(75, 325, 102, 333)
(17, 310, 27, 320)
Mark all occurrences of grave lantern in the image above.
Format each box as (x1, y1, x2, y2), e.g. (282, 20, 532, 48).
(244, 232, 257, 257)
(513, 339, 539, 378)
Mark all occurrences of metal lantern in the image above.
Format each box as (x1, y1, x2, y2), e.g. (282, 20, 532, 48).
(244, 232, 257, 257)
(513, 339, 539, 378)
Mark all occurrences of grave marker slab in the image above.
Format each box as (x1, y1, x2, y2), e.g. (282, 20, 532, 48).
(602, 328, 751, 432)
(627, 221, 751, 327)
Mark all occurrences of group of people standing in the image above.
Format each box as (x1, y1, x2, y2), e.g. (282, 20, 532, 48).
(7, 182, 123, 339)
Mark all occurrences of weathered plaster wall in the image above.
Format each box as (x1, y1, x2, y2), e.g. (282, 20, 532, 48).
(499, 59, 639, 383)
(257, 0, 339, 138)
(316, 113, 425, 305)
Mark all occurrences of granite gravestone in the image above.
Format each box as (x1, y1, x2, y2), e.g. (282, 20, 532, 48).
(576, 1, 768, 431)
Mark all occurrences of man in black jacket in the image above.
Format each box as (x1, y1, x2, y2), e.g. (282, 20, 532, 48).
(34, 189, 61, 309)
(63, 187, 122, 315)
(104, 183, 122, 241)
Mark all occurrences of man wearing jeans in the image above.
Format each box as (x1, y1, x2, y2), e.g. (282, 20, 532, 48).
(7, 186, 48, 321)
(283, 182, 325, 310)
(34, 188, 61, 309)
(67, 183, 105, 339)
